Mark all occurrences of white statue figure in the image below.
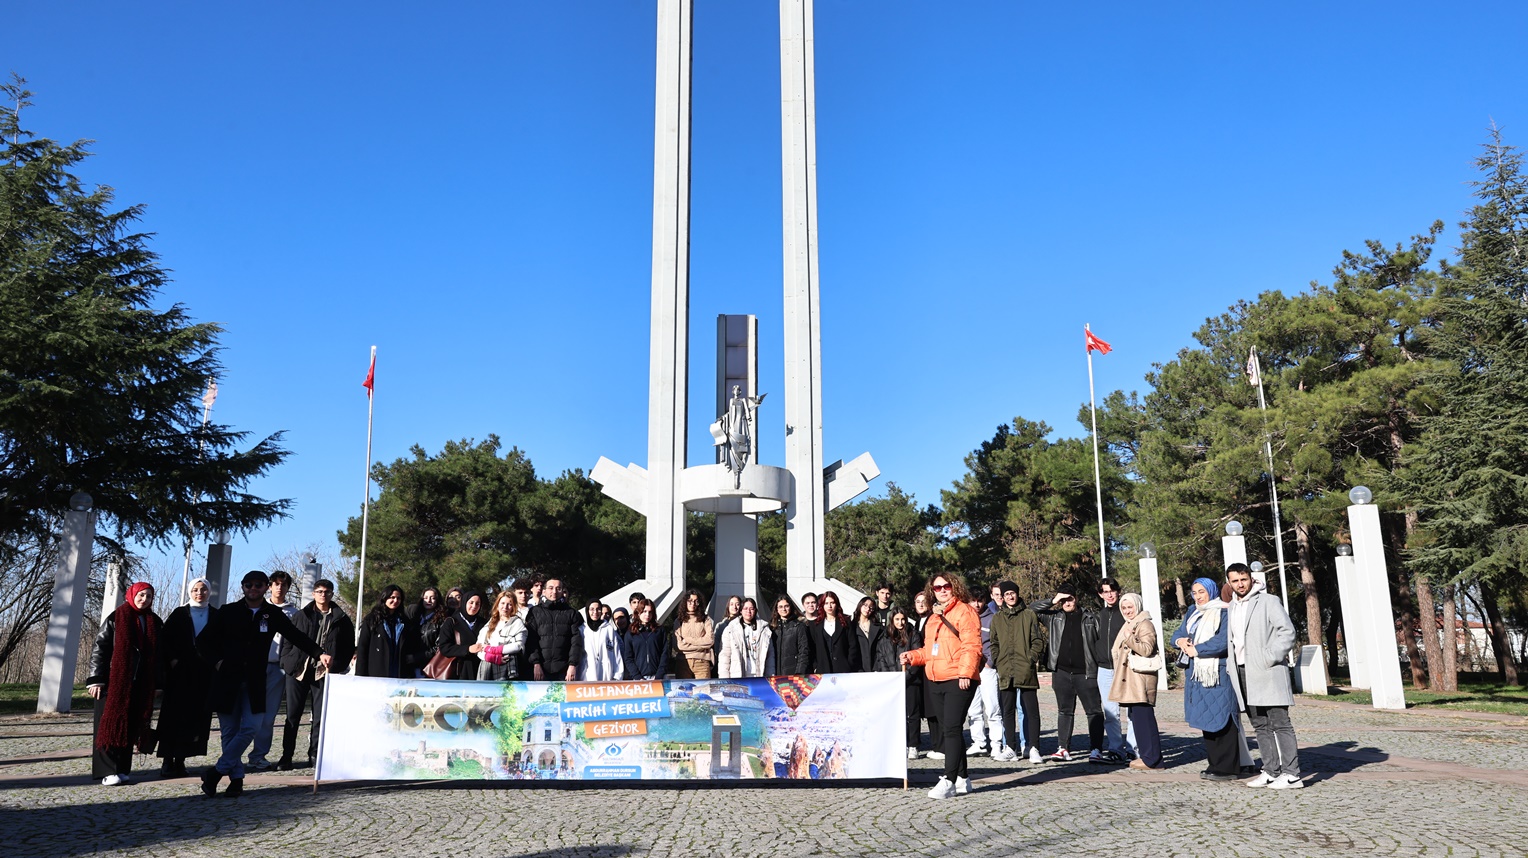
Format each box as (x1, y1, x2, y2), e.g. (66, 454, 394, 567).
(710, 385, 765, 490)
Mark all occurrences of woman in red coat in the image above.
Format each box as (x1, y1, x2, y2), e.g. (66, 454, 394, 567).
(87, 582, 163, 785)
(900, 571, 983, 799)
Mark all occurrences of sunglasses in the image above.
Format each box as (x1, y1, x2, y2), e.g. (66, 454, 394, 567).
(932, 583, 952, 592)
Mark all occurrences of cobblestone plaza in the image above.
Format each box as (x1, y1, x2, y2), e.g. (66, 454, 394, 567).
(3, 690, 1525, 857)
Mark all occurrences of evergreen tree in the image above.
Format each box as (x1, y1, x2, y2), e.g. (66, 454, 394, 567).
(0, 76, 289, 547)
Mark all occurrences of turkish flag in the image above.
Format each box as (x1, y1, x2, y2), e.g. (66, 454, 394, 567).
(1085, 329, 1112, 355)
(362, 351, 375, 397)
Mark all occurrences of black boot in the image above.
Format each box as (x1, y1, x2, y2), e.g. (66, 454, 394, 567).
(223, 777, 243, 798)
(276, 756, 293, 772)
(200, 768, 222, 798)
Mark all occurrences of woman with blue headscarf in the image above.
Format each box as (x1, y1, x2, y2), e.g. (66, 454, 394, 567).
(1172, 576, 1240, 781)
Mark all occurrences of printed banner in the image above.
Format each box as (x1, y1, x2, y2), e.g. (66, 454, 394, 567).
(316, 672, 905, 782)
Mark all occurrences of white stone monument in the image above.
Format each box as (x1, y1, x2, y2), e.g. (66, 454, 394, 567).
(1345, 486, 1406, 710)
(36, 491, 96, 715)
(592, 0, 878, 617)
(1221, 520, 1247, 569)
(1333, 543, 1371, 689)
(206, 532, 233, 607)
(1137, 545, 1169, 691)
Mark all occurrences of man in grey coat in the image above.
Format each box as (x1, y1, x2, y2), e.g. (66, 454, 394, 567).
(1226, 563, 1304, 789)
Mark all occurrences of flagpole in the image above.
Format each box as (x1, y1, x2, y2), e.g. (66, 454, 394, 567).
(357, 346, 376, 639)
(179, 380, 217, 606)
(1250, 347, 1291, 614)
(1086, 324, 1108, 578)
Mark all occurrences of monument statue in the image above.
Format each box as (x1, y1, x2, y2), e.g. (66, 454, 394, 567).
(711, 386, 765, 489)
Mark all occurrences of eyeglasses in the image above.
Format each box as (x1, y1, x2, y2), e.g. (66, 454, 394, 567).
(312, 589, 332, 595)
(932, 583, 952, 592)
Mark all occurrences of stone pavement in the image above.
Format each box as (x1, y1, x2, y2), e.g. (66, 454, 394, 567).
(3, 689, 1526, 858)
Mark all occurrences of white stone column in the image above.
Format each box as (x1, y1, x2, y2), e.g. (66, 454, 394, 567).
(780, 0, 827, 586)
(206, 536, 234, 607)
(1220, 521, 1247, 570)
(643, 0, 694, 615)
(1333, 546, 1371, 689)
(1138, 553, 1168, 691)
(37, 493, 96, 714)
(1346, 489, 1406, 710)
(301, 558, 322, 605)
(99, 557, 127, 625)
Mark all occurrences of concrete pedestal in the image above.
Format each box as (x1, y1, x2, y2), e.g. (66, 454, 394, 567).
(1220, 534, 1247, 569)
(1138, 558, 1169, 691)
(1293, 645, 1329, 695)
(1347, 503, 1406, 710)
(36, 508, 96, 714)
(1333, 553, 1371, 689)
(206, 543, 234, 607)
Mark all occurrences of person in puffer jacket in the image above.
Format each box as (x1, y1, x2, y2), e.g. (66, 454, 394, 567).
(525, 578, 585, 681)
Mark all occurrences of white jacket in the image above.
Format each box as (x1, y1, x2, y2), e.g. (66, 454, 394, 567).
(580, 620, 626, 682)
(718, 619, 774, 678)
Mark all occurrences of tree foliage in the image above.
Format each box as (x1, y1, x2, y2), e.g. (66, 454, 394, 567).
(0, 76, 289, 547)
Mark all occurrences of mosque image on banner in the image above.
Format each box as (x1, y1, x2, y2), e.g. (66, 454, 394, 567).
(316, 672, 905, 782)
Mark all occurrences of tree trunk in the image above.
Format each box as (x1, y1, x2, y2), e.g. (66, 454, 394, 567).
(1174, 577, 1186, 612)
(1293, 521, 1323, 648)
(1441, 584, 1459, 692)
(1415, 577, 1443, 691)
(1477, 580, 1521, 685)
(1325, 595, 1344, 680)
(1382, 517, 1428, 689)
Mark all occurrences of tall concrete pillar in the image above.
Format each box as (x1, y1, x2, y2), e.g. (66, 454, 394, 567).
(99, 557, 127, 624)
(37, 492, 96, 715)
(1346, 488, 1405, 709)
(714, 315, 760, 616)
(1333, 544, 1371, 689)
(301, 558, 322, 605)
(1220, 521, 1247, 570)
(1138, 550, 1168, 692)
(206, 536, 234, 607)
(780, 0, 828, 587)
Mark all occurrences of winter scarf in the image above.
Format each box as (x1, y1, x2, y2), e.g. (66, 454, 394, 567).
(97, 588, 158, 750)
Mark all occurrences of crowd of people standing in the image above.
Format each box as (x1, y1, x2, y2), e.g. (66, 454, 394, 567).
(85, 562, 1304, 799)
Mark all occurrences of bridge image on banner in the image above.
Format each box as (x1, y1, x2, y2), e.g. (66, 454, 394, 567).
(315, 673, 905, 783)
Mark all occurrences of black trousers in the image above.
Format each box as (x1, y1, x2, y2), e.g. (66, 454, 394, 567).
(1128, 703, 1162, 768)
(281, 676, 325, 761)
(1203, 717, 1239, 776)
(905, 681, 923, 747)
(998, 687, 1040, 753)
(927, 678, 978, 781)
(1052, 669, 1103, 753)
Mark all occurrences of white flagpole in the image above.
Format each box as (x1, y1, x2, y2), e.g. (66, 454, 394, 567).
(1250, 346, 1291, 614)
(1086, 324, 1108, 578)
(180, 380, 217, 606)
(356, 346, 376, 638)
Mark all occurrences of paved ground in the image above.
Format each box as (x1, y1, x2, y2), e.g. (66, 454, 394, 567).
(3, 689, 1527, 857)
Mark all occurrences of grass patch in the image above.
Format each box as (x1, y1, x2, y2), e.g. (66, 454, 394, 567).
(0, 683, 94, 715)
(1318, 680, 1528, 716)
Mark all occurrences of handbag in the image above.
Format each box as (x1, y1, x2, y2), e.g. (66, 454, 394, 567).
(1129, 650, 1164, 674)
(422, 651, 456, 680)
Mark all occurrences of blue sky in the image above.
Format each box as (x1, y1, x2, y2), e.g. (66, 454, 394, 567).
(6, 1, 1526, 577)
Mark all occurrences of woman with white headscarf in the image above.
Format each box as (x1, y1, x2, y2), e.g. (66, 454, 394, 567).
(1108, 592, 1162, 769)
(1172, 577, 1240, 781)
(155, 577, 218, 778)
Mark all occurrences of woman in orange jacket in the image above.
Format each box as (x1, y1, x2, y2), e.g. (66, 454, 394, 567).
(901, 571, 984, 799)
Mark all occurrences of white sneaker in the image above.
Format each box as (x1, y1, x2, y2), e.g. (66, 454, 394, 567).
(955, 776, 971, 795)
(1246, 772, 1275, 788)
(1029, 746, 1044, 764)
(101, 774, 124, 786)
(966, 742, 989, 756)
(907, 747, 920, 760)
(992, 747, 1018, 762)
(927, 776, 956, 799)
(927, 750, 945, 760)
(1268, 773, 1305, 790)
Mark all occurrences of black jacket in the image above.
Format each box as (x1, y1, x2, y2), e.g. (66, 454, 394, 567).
(87, 611, 162, 690)
(1032, 600, 1099, 678)
(525, 600, 586, 677)
(770, 618, 813, 676)
(1092, 604, 1126, 665)
(280, 602, 356, 679)
(808, 618, 861, 673)
(621, 627, 670, 680)
(853, 622, 898, 673)
(890, 625, 924, 685)
(437, 611, 487, 681)
(198, 599, 321, 714)
(355, 609, 422, 678)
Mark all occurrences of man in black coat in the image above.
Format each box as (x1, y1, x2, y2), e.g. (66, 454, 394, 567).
(196, 570, 329, 796)
(1033, 587, 1103, 762)
(525, 578, 585, 681)
(276, 578, 355, 770)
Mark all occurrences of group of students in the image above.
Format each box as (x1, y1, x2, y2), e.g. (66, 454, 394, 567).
(82, 563, 1302, 799)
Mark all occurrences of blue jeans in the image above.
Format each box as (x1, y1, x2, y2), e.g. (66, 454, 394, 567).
(1097, 666, 1133, 754)
(215, 686, 259, 778)
(249, 662, 284, 765)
